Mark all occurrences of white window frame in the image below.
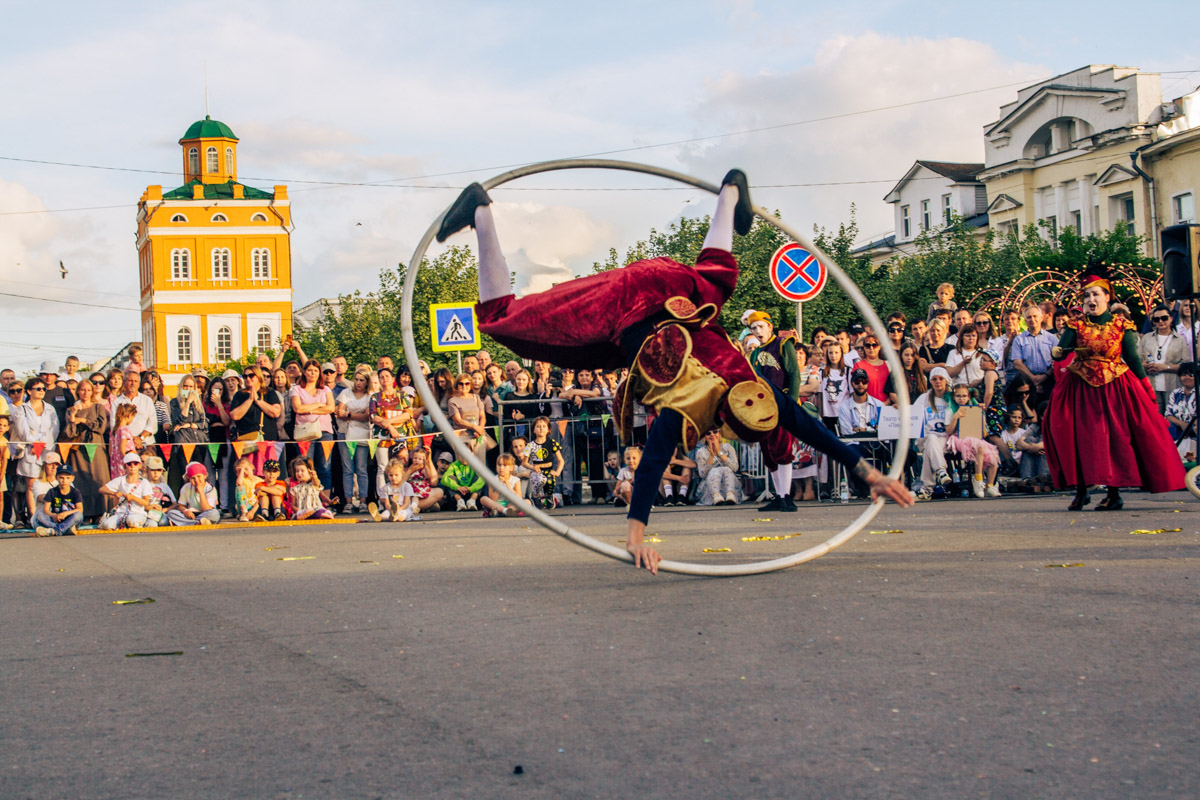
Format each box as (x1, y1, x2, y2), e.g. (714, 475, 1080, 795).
(225, 147, 234, 176)
(177, 327, 194, 363)
(256, 325, 273, 352)
(170, 248, 193, 282)
(215, 326, 234, 362)
(211, 248, 232, 282)
(170, 213, 188, 223)
(1173, 191, 1195, 224)
(901, 205, 911, 238)
(250, 212, 268, 222)
(206, 146, 218, 174)
(942, 193, 952, 225)
(211, 213, 229, 222)
(921, 199, 931, 231)
(251, 248, 272, 281)
(188, 147, 199, 175)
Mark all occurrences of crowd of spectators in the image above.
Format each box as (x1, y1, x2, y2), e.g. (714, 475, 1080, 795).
(3, 288, 1196, 535)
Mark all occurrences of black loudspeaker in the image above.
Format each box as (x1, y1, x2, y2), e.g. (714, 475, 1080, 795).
(1162, 223, 1200, 302)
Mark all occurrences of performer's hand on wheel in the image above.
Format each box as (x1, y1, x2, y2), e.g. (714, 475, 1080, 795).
(866, 470, 915, 508)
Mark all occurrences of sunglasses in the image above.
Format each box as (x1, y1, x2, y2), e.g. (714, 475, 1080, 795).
(29, 386, 45, 392)
(1153, 315, 1171, 322)
(457, 381, 472, 386)
(864, 342, 880, 348)
(91, 379, 105, 385)
(1016, 389, 1031, 395)
(887, 324, 904, 331)
(243, 373, 256, 379)
(851, 378, 870, 384)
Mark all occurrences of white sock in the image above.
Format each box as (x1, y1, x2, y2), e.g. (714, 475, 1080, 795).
(702, 183, 738, 252)
(663, 484, 674, 496)
(770, 469, 786, 497)
(776, 463, 793, 494)
(475, 205, 511, 302)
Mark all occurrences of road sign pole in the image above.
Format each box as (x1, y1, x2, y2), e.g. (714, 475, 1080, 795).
(796, 302, 803, 343)
(457, 351, 462, 374)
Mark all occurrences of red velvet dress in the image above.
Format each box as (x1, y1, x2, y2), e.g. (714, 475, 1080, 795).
(1045, 315, 1184, 492)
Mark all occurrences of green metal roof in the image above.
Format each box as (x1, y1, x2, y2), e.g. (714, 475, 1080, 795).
(162, 180, 274, 201)
(180, 116, 239, 142)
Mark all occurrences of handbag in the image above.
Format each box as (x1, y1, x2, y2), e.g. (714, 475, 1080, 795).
(294, 421, 322, 442)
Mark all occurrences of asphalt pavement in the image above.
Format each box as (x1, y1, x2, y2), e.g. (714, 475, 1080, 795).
(2, 491, 1198, 799)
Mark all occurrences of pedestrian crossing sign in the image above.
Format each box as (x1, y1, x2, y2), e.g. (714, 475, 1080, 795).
(429, 302, 480, 352)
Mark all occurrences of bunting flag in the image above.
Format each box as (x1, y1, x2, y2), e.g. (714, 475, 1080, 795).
(58, 443, 71, 461)
(345, 441, 357, 458)
(231, 441, 246, 458)
(557, 419, 569, 437)
(420, 434, 434, 450)
(601, 413, 611, 428)
(273, 442, 285, 459)
(257, 442, 272, 458)
(297, 441, 311, 457)
(159, 444, 173, 463)
(181, 443, 196, 463)
(207, 443, 221, 463)
(31, 442, 45, 458)
(493, 426, 502, 443)
(368, 439, 379, 457)
(321, 441, 335, 459)
(83, 443, 98, 462)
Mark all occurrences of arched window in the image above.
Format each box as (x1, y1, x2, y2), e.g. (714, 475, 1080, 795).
(188, 147, 199, 175)
(216, 326, 233, 362)
(256, 326, 272, 351)
(211, 213, 228, 222)
(225, 147, 234, 175)
(170, 213, 188, 223)
(170, 248, 192, 281)
(251, 248, 271, 280)
(177, 327, 193, 362)
(206, 146, 218, 173)
(211, 248, 231, 280)
(250, 212, 268, 222)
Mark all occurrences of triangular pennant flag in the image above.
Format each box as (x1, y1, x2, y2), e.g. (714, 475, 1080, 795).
(83, 443, 98, 462)
(181, 443, 197, 462)
(257, 442, 271, 458)
(31, 442, 45, 458)
(207, 443, 221, 463)
(58, 443, 72, 461)
(368, 439, 379, 457)
(321, 441, 334, 459)
(601, 413, 611, 427)
(345, 441, 357, 458)
(274, 442, 285, 459)
(557, 419, 569, 437)
(159, 444, 173, 463)
(493, 426, 502, 443)
(420, 434, 434, 450)
(231, 441, 245, 458)
(580, 411, 590, 421)
(297, 441, 311, 457)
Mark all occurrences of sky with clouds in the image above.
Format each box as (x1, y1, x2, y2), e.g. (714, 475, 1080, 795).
(1, 0, 1196, 371)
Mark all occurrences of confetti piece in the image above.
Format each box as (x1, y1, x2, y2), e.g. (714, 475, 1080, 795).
(113, 598, 155, 605)
(645, 537, 663, 543)
(275, 556, 315, 561)
(1130, 528, 1181, 534)
(1045, 563, 1085, 568)
(265, 546, 288, 551)
(125, 651, 183, 658)
(741, 533, 802, 541)
(703, 547, 732, 553)
(869, 530, 905, 535)
(392, 555, 405, 559)
(752, 518, 774, 522)
(358, 560, 378, 564)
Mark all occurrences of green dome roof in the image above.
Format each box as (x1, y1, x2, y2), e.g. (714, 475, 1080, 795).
(180, 116, 239, 142)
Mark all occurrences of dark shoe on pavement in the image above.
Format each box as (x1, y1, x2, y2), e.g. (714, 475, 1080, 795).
(779, 496, 798, 513)
(721, 169, 754, 235)
(436, 183, 492, 242)
(1067, 494, 1092, 511)
(1096, 495, 1124, 511)
(758, 495, 783, 512)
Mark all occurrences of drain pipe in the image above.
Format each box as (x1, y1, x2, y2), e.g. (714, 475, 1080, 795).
(1130, 150, 1158, 259)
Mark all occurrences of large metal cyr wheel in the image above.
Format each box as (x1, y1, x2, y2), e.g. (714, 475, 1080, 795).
(400, 159, 911, 576)
(1186, 464, 1200, 500)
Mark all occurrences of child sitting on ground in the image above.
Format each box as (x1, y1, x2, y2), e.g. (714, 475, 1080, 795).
(99, 452, 154, 529)
(405, 447, 445, 514)
(1016, 402, 1051, 491)
(507, 434, 531, 498)
(141, 456, 176, 528)
(370, 458, 420, 522)
(603, 449, 621, 504)
(659, 445, 696, 506)
(522, 416, 564, 509)
(441, 455, 486, 512)
(34, 464, 83, 537)
(232, 456, 261, 523)
(947, 384, 1001, 498)
(481, 453, 523, 518)
(612, 446, 641, 508)
(999, 407, 1026, 467)
(254, 460, 286, 521)
(287, 457, 333, 520)
(0, 415, 10, 531)
(172, 462, 221, 525)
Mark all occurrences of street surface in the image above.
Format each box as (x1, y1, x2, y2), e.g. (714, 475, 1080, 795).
(3, 492, 1198, 799)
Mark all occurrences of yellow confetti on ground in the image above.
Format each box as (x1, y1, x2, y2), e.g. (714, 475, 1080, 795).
(869, 530, 905, 535)
(392, 555, 405, 559)
(752, 518, 774, 522)
(741, 533, 802, 541)
(265, 546, 288, 551)
(1045, 563, 1085, 568)
(703, 547, 732, 553)
(275, 556, 315, 561)
(112, 598, 155, 605)
(1130, 528, 1181, 535)
(358, 560, 378, 564)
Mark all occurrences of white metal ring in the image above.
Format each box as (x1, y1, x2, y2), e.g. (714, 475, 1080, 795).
(400, 159, 911, 576)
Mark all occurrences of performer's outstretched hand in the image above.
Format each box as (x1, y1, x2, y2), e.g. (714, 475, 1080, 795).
(625, 519, 662, 575)
(857, 461, 916, 508)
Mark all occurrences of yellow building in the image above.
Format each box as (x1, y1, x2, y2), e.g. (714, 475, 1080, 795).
(136, 116, 293, 393)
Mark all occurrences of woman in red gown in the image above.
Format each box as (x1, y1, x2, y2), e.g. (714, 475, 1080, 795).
(1046, 271, 1185, 510)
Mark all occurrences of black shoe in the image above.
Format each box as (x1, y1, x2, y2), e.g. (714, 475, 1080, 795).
(1096, 495, 1124, 511)
(1067, 494, 1091, 512)
(779, 496, 798, 513)
(272, 509, 286, 521)
(436, 183, 492, 242)
(758, 495, 782, 512)
(613, 497, 627, 508)
(721, 169, 754, 235)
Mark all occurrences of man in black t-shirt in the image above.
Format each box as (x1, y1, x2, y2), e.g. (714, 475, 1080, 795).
(34, 465, 83, 536)
(229, 367, 283, 442)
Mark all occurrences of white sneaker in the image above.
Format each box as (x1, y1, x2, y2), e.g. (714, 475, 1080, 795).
(199, 518, 213, 525)
(936, 469, 952, 486)
(725, 491, 739, 505)
(456, 497, 466, 512)
(0, 521, 12, 530)
(466, 497, 477, 511)
(497, 506, 510, 517)
(34, 526, 53, 537)
(971, 475, 985, 498)
(985, 484, 1001, 498)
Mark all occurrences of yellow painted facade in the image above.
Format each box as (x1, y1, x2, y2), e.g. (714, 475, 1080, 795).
(136, 117, 294, 395)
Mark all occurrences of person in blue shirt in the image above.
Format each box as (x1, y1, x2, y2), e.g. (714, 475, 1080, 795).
(1011, 304, 1058, 402)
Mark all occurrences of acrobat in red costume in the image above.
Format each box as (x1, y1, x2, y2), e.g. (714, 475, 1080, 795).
(1045, 270, 1185, 510)
(436, 171, 913, 573)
